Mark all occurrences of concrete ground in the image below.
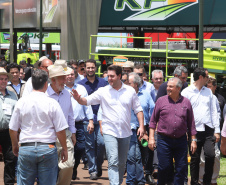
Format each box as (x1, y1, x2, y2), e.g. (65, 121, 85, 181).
(0, 160, 191, 185)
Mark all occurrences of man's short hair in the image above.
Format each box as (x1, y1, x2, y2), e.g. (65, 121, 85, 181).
(85, 59, 96, 67)
(0, 60, 7, 68)
(134, 64, 145, 73)
(173, 66, 188, 76)
(152, 69, 164, 79)
(6, 63, 20, 73)
(168, 77, 182, 88)
(208, 76, 217, 86)
(68, 59, 78, 66)
(32, 69, 48, 90)
(107, 65, 122, 77)
(193, 67, 207, 81)
(19, 60, 27, 65)
(129, 72, 142, 88)
(68, 65, 76, 75)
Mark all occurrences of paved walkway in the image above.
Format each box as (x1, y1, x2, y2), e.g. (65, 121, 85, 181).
(0, 160, 191, 185)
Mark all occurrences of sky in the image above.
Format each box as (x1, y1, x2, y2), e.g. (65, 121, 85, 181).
(97, 33, 127, 45)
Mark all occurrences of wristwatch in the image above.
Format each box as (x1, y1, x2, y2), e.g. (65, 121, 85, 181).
(192, 139, 197, 142)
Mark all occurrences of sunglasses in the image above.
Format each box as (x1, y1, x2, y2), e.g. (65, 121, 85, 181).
(137, 73, 143, 76)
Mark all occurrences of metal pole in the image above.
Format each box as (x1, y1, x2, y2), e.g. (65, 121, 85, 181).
(198, 0, 204, 67)
(39, 0, 43, 58)
(9, 0, 14, 63)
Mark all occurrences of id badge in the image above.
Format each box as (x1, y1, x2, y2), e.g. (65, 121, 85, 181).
(2, 103, 12, 115)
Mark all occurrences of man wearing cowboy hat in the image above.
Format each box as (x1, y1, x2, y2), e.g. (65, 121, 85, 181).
(46, 65, 76, 185)
(0, 68, 17, 184)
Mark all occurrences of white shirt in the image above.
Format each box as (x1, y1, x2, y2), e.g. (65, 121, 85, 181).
(65, 84, 93, 121)
(181, 84, 220, 133)
(86, 83, 143, 138)
(22, 77, 33, 97)
(9, 91, 68, 143)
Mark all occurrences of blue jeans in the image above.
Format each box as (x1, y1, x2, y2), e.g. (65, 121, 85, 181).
(126, 130, 145, 185)
(17, 145, 58, 185)
(157, 134, 188, 185)
(103, 134, 131, 185)
(83, 121, 105, 174)
(74, 122, 86, 171)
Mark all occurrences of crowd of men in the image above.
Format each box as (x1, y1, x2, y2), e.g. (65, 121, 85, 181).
(0, 56, 226, 185)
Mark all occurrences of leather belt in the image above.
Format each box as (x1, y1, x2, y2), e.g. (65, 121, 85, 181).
(20, 142, 55, 147)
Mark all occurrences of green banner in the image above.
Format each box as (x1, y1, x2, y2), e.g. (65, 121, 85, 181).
(99, 0, 226, 26)
(0, 32, 60, 44)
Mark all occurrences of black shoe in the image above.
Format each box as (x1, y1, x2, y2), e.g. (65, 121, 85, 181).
(166, 182, 174, 185)
(152, 169, 158, 179)
(90, 173, 97, 180)
(82, 163, 88, 170)
(97, 169, 102, 177)
(72, 169, 77, 180)
(145, 174, 155, 184)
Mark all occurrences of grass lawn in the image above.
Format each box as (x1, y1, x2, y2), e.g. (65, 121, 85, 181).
(217, 157, 226, 185)
(188, 156, 226, 185)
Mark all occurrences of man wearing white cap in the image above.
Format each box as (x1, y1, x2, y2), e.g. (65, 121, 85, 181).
(46, 65, 76, 185)
(122, 61, 134, 73)
(0, 68, 17, 184)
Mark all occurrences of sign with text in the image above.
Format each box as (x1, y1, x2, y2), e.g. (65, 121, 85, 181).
(113, 56, 128, 66)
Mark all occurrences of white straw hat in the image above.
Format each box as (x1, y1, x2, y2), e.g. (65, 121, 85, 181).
(0, 68, 12, 81)
(48, 65, 67, 79)
(54, 60, 70, 75)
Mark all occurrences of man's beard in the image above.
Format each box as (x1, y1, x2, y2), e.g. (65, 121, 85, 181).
(86, 72, 95, 77)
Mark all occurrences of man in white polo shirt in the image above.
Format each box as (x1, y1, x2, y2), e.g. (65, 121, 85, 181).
(72, 65, 145, 185)
(9, 69, 68, 185)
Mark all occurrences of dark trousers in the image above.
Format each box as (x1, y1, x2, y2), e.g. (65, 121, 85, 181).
(73, 122, 85, 172)
(0, 130, 16, 185)
(138, 125, 154, 175)
(189, 125, 215, 185)
(157, 134, 188, 185)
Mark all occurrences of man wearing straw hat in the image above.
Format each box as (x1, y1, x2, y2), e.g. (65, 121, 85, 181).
(46, 65, 76, 185)
(0, 68, 17, 184)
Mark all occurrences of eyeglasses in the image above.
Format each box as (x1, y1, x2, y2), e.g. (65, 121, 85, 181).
(154, 78, 163, 81)
(136, 73, 143, 76)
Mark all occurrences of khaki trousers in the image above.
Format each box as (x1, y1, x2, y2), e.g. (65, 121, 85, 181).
(56, 129, 75, 185)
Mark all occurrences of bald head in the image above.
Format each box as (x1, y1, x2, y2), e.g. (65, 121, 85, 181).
(40, 59, 53, 72)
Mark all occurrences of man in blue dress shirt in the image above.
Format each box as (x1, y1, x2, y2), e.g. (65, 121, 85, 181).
(127, 72, 155, 185)
(78, 59, 108, 180)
